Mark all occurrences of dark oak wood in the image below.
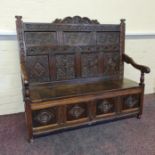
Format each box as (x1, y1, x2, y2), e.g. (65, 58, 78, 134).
(123, 54, 150, 74)
(123, 53, 150, 85)
(15, 15, 150, 142)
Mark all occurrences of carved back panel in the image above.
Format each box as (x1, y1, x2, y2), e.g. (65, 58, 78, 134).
(16, 16, 125, 84)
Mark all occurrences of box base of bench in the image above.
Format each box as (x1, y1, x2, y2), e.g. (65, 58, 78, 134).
(25, 84, 144, 142)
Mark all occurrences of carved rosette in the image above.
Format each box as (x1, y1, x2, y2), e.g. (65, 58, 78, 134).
(35, 110, 55, 125)
(69, 105, 85, 119)
(32, 107, 58, 127)
(96, 99, 114, 115)
(98, 100, 113, 113)
(124, 96, 138, 108)
(52, 16, 99, 24)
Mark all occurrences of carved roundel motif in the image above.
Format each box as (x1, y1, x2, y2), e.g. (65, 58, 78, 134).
(35, 110, 55, 125)
(69, 105, 85, 118)
(98, 100, 113, 113)
(124, 95, 138, 108)
(96, 99, 114, 115)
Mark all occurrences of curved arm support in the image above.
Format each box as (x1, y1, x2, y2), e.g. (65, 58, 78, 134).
(123, 53, 150, 85)
(123, 54, 150, 74)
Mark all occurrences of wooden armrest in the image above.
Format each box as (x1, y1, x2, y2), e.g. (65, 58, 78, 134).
(123, 53, 150, 74)
(20, 63, 30, 101)
(21, 64, 29, 84)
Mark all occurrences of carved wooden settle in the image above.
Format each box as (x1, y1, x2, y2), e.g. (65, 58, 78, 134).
(15, 16, 150, 142)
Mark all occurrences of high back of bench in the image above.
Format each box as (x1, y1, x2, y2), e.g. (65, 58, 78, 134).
(16, 16, 125, 86)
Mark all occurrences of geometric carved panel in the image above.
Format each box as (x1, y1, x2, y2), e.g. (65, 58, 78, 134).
(123, 95, 140, 110)
(32, 107, 57, 127)
(96, 98, 115, 115)
(55, 54, 75, 80)
(34, 63, 45, 76)
(103, 53, 120, 77)
(67, 103, 87, 121)
(24, 32, 57, 45)
(81, 53, 99, 78)
(26, 55, 50, 82)
(63, 32, 94, 46)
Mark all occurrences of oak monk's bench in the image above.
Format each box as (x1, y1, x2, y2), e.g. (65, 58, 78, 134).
(15, 16, 150, 142)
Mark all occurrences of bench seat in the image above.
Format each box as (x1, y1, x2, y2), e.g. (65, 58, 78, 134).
(29, 79, 140, 102)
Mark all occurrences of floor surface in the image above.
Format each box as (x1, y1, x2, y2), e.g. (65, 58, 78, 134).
(0, 94, 155, 155)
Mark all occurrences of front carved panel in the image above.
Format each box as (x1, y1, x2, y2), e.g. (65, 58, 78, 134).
(63, 32, 94, 46)
(81, 53, 99, 77)
(26, 55, 50, 82)
(24, 32, 57, 45)
(123, 95, 140, 110)
(67, 103, 87, 121)
(55, 54, 75, 80)
(96, 98, 115, 115)
(32, 107, 57, 127)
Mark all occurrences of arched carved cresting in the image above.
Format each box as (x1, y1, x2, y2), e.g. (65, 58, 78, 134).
(52, 16, 100, 24)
